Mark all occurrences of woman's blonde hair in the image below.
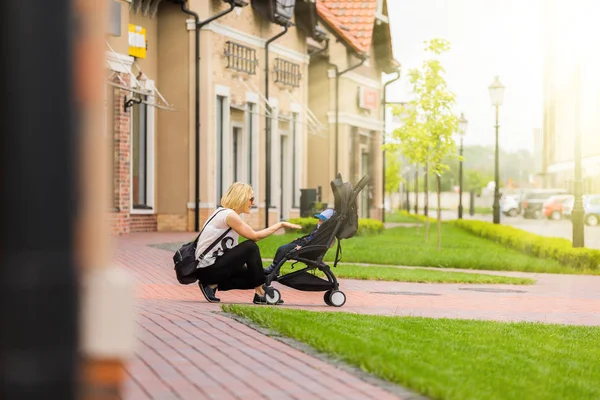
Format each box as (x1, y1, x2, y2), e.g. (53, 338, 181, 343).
(221, 182, 253, 210)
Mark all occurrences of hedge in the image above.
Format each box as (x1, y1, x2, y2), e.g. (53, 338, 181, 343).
(286, 217, 384, 236)
(449, 219, 600, 271)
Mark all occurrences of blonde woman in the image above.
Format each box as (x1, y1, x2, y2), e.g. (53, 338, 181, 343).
(195, 182, 301, 304)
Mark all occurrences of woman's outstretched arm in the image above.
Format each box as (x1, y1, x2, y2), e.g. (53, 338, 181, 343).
(226, 213, 301, 241)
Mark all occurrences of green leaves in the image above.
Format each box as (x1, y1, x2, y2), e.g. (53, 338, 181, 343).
(388, 38, 459, 175)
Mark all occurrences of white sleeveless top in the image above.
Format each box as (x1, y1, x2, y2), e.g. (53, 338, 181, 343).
(195, 208, 239, 268)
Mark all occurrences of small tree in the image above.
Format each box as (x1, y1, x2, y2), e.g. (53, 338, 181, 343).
(385, 148, 402, 205)
(387, 39, 458, 248)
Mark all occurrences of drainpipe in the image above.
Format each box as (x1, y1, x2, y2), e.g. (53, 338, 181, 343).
(382, 69, 401, 222)
(175, 1, 237, 232)
(330, 56, 367, 177)
(309, 38, 329, 58)
(264, 24, 290, 228)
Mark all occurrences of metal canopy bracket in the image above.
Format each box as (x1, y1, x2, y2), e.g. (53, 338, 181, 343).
(105, 42, 175, 111)
(123, 95, 143, 112)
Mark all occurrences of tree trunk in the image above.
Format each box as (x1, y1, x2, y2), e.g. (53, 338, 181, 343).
(424, 162, 429, 217)
(413, 166, 418, 214)
(424, 161, 430, 242)
(437, 174, 442, 251)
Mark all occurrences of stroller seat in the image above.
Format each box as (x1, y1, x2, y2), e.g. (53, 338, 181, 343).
(263, 174, 369, 307)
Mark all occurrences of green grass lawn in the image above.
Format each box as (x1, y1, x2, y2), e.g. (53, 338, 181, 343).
(224, 306, 600, 400)
(257, 224, 575, 274)
(266, 262, 533, 285)
(384, 211, 422, 223)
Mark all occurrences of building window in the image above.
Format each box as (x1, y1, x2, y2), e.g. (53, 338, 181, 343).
(233, 126, 243, 182)
(291, 113, 299, 208)
(131, 96, 151, 209)
(246, 103, 256, 188)
(280, 133, 290, 219)
(216, 95, 225, 204)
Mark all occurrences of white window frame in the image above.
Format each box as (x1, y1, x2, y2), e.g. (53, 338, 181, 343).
(130, 79, 156, 214)
(269, 98, 280, 213)
(246, 93, 259, 203)
(290, 104, 302, 209)
(231, 122, 245, 184)
(215, 85, 231, 205)
(279, 129, 291, 220)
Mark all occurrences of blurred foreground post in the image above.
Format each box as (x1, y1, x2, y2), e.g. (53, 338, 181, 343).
(0, 1, 78, 398)
(0, 0, 134, 399)
(74, 0, 135, 399)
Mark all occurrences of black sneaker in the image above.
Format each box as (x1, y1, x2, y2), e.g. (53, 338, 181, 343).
(253, 293, 267, 305)
(199, 283, 220, 303)
(252, 293, 284, 305)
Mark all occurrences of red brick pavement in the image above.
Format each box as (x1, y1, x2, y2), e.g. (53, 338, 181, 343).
(114, 232, 600, 400)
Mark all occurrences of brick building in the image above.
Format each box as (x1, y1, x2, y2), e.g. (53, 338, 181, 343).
(307, 0, 398, 219)
(104, 0, 396, 234)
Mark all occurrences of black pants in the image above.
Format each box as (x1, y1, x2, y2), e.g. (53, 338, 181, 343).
(196, 240, 265, 291)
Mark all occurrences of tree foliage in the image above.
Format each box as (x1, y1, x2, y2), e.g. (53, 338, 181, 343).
(385, 149, 403, 195)
(385, 38, 459, 248)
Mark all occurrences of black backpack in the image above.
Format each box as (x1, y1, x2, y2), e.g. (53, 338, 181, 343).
(173, 209, 231, 285)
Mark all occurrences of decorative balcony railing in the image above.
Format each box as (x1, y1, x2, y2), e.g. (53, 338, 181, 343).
(224, 41, 258, 75)
(274, 58, 301, 88)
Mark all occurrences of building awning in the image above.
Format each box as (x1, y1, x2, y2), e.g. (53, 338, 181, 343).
(105, 42, 175, 111)
(238, 77, 326, 136)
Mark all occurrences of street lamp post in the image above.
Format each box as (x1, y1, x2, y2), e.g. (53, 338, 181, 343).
(457, 113, 468, 219)
(572, 64, 584, 247)
(488, 76, 505, 224)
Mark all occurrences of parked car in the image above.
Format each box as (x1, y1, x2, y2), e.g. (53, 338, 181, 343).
(562, 195, 587, 219)
(584, 195, 600, 226)
(500, 194, 520, 217)
(542, 195, 571, 220)
(522, 189, 568, 219)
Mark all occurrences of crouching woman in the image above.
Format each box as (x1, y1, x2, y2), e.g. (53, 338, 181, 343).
(195, 182, 301, 304)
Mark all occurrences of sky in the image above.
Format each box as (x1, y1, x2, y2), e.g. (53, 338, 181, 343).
(385, 0, 543, 153)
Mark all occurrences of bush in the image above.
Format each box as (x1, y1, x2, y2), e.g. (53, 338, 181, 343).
(357, 218, 385, 235)
(286, 217, 317, 234)
(449, 219, 600, 271)
(286, 217, 384, 236)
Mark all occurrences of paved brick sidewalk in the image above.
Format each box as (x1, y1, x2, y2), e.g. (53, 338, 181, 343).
(114, 232, 600, 399)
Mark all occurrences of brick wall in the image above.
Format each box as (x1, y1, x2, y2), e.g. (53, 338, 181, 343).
(109, 74, 132, 235)
(157, 214, 187, 231)
(131, 214, 158, 232)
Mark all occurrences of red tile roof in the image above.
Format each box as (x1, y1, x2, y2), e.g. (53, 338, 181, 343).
(316, 0, 378, 55)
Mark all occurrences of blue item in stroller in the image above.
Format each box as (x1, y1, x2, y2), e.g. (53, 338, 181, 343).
(263, 174, 369, 307)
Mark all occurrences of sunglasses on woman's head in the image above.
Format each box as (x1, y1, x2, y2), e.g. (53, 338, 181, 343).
(249, 197, 254, 203)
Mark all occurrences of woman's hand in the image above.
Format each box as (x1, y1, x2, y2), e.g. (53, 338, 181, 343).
(281, 222, 302, 230)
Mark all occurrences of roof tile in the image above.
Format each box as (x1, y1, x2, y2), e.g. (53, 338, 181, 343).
(316, 0, 377, 54)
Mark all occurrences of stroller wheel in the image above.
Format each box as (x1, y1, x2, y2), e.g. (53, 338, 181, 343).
(323, 290, 333, 306)
(327, 290, 346, 307)
(265, 288, 281, 305)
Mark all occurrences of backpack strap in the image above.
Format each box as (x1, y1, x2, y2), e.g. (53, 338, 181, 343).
(198, 227, 232, 261)
(193, 208, 225, 245)
(195, 208, 233, 261)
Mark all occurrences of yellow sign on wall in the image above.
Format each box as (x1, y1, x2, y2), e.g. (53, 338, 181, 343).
(128, 24, 146, 59)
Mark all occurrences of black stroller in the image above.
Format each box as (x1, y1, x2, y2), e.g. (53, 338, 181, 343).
(263, 174, 369, 307)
